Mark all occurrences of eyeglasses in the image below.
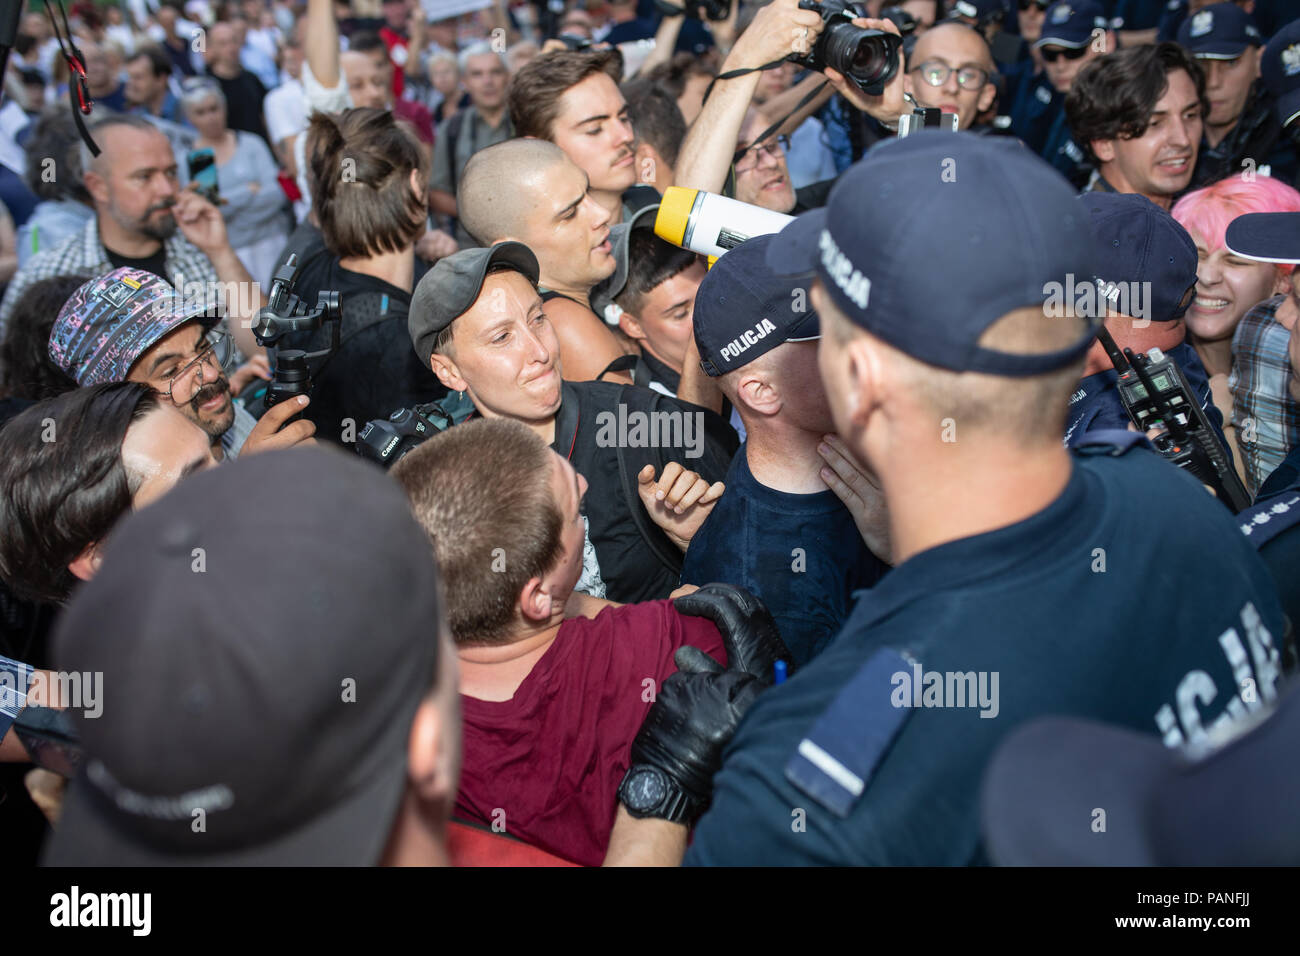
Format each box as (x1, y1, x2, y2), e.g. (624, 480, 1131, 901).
(1040, 45, 1090, 64)
(1018, 0, 1050, 10)
(156, 330, 229, 404)
(912, 60, 990, 91)
(733, 135, 791, 172)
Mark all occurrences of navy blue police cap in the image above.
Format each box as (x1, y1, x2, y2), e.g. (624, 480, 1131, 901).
(694, 234, 819, 377)
(1036, 0, 1108, 49)
(1225, 211, 1300, 264)
(981, 684, 1300, 865)
(765, 131, 1097, 376)
(1177, 3, 1262, 60)
(1260, 18, 1300, 130)
(1081, 192, 1198, 323)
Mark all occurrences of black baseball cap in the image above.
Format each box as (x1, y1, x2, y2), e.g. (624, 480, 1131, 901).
(766, 132, 1097, 376)
(43, 448, 444, 866)
(1261, 19, 1300, 130)
(1036, 0, 1108, 49)
(1225, 212, 1300, 264)
(1177, 3, 1262, 60)
(1082, 192, 1198, 323)
(408, 242, 540, 366)
(981, 684, 1300, 865)
(693, 234, 819, 377)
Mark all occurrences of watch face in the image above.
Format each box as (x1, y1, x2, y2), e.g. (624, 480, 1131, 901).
(626, 768, 668, 809)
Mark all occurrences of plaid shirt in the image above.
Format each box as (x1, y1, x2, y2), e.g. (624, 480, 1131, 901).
(1229, 294, 1300, 495)
(0, 217, 223, 341)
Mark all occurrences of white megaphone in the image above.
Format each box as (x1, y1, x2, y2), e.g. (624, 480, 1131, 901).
(654, 186, 795, 262)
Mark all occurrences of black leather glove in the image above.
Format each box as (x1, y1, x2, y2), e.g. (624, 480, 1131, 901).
(673, 583, 794, 682)
(627, 645, 766, 818)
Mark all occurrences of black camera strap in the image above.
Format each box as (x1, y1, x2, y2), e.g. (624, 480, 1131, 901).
(707, 66, 829, 199)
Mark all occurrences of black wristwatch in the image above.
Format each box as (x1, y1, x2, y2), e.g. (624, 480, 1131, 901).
(617, 765, 701, 824)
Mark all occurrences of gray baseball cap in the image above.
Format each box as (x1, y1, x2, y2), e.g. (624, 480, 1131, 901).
(408, 242, 540, 366)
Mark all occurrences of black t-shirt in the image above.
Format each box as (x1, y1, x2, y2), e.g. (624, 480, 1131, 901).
(685, 443, 1288, 865)
(105, 245, 168, 281)
(682, 444, 887, 667)
(555, 380, 738, 603)
(207, 69, 270, 146)
(273, 221, 431, 307)
(282, 262, 445, 446)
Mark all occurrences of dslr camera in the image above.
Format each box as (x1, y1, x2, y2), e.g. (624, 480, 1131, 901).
(790, 0, 903, 96)
(355, 392, 476, 468)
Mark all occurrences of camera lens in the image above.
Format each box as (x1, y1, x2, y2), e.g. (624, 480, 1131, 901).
(824, 25, 900, 92)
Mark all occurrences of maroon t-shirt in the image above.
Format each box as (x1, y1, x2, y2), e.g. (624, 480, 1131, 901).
(456, 600, 728, 866)
(392, 97, 434, 144)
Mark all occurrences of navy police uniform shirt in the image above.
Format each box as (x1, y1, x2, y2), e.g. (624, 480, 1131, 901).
(1064, 341, 1228, 451)
(1241, 444, 1300, 641)
(684, 442, 1287, 865)
(681, 444, 888, 668)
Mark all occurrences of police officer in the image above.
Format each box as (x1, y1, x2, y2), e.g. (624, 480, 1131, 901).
(1020, 1, 1115, 187)
(1181, 4, 1297, 188)
(1064, 192, 1229, 456)
(602, 133, 1288, 866)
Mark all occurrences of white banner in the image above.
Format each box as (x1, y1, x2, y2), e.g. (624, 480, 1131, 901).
(420, 0, 494, 21)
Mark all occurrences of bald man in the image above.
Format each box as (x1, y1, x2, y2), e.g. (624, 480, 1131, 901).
(903, 22, 997, 133)
(202, 21, 270, 144)
(458, 140, 630, 383)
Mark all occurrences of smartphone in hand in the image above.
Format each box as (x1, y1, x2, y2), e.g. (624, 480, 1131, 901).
(187, 147, 220, 205)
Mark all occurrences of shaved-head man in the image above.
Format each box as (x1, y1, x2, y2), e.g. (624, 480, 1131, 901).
(904, 22, 997, 132)
(458, 139, 629, 382)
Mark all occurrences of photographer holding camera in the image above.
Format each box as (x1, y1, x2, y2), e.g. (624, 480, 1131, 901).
(281, 107, 448, 446)
(47, 268, 315, 461)
(673, 0, 911, 213)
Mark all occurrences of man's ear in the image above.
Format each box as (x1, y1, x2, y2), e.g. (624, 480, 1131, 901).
(1091, 139, 1116, 164)
(517, 576, 552, 625)
(843, 335, 884, 431)
(429, 350, 467, 392)
(409, 167, 427, 204)
(618, 311, 647, 343)
(83, 169, 109, 206)
(1272, 269, 1292, 296)
(68, 541, 104, 583)
(407, 694, 450, 805)
(977, 81, 996, 114)
(735, 370, 780, 417)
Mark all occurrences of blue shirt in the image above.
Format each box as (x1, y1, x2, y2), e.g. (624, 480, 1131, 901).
(681, 445, 886, 667)
(684, 444, 1287, 865)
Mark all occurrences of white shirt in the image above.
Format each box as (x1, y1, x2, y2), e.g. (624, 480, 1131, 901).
(264, 76, 306, 146)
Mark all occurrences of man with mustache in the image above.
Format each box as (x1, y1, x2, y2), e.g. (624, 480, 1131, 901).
(0, 114, 264, 364)
(48, 268, 315, 460)
(508, 48, 652, 225)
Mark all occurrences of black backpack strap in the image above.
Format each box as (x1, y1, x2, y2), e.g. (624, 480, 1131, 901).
(598, 353, 653, 388)
(615, 384, 686, 578)
(445, 109, 467, 196)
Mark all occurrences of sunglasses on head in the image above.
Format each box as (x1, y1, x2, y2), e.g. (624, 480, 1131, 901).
(1040, 45, 1090, 64)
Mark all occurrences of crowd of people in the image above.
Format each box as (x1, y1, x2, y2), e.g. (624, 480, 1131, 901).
(1, 0, 1299, 868)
